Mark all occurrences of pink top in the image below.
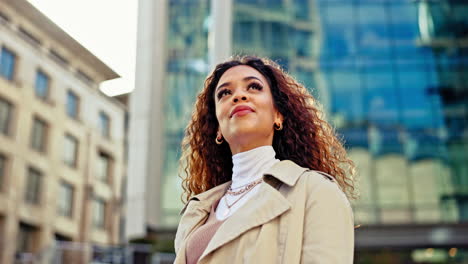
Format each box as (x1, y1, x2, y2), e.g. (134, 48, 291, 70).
(185, 200, 225, 264)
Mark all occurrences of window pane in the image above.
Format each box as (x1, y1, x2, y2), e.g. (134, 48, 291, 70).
(294, 29, 314, 58)
(0, 98, 12, 135)
(66, 90, 79, 119)
(35, 70, 49, 100)
(96, 152, 110, 182)
(0, 47, 15, 80)
(320, 3, 356, 59)
(92, 198, 106, 229)
(30, 117, 47, 152)
(0, 154, 5, 190)
(57, 182, 74, 217)
(294, 0, 310, 20)
(17, 223, 38, 254)
(99, 111, 110, 138)
(63, 134, 78, 167)
(25, 167, 42, 204)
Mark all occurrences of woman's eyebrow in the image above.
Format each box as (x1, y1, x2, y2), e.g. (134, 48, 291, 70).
(216, 76, 264, 92)
(243, 76, 263, 84)
(216, 81, 231, 92)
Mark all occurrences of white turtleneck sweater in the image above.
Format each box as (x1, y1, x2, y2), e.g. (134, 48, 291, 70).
(215, 145, 280, 220)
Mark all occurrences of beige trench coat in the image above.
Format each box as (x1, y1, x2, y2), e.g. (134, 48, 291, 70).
(174, 160, 354, 263)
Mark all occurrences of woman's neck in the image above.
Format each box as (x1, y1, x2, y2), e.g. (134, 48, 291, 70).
(231, 145, 279, 189)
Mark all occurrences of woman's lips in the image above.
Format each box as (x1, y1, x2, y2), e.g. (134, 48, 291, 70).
(230, 105, 255, 118)
(232, 109, 253, 117)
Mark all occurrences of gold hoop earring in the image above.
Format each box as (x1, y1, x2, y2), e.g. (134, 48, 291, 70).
(274, 122, 283, 131)
(215, 134, 224, 144)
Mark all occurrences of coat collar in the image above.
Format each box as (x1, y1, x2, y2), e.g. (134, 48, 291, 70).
(263, 160, 309, 187)
(175, 160, 309, 263)
(199, 182, 290, 262)
(179, 182, 231, 216)
(195, 160, 308, 262)
(179, 160, 308, 215)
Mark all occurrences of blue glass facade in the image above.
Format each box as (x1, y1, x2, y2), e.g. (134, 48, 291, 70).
(228, 0, 468, 227)
(228, 0, 468, 261)
(157, 0, 468, 259)
(232, 0, 321, 100)
(316, 0, 468, 225)
(161, 0, 210, 226)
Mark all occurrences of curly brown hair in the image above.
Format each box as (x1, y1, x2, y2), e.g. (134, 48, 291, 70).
(180, 56, 356, 202)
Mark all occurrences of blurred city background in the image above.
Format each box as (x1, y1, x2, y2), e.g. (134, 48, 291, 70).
(0, 0, 467, 263)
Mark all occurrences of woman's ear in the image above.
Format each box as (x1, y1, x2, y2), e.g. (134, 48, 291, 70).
(275, 111, 284, 124)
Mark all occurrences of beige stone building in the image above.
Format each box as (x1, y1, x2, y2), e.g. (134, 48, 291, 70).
(0, 0, 127, 263)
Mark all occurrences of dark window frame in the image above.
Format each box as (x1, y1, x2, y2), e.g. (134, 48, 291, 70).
(0, 46, 17, 81)
(48, 49, 69, 67)
(34, 69, 51, 101)
(96, 150, 112, 183)
(57, 180, 74, 218)
(92, 196, 107, 229)
(0, 96, 13, 136)
(18, 26, 42, 48)
(63, 133, 79, 168)
(30, 116, 49, 153)
(0, 153, 8, 192)
(17, 223, 39, 254)
(66, 90, 80, 120)
(24, 166, 43, 205)
(98, 111, 110, 138)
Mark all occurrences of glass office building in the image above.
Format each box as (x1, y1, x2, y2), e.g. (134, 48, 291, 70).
(143, 0, 468, 261)
(232, 0, 325, 102)
(159, 0, 211, 226)
(313, 0, 468, 262)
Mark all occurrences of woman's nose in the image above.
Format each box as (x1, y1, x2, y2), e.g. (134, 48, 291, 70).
(232, 91, 248, 103)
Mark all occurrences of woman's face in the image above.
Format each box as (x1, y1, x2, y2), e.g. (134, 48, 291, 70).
(214, 65, 282, 154)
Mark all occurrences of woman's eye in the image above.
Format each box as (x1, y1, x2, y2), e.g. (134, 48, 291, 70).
(248, 83, 263, 91)
(217, 89, 231, 99)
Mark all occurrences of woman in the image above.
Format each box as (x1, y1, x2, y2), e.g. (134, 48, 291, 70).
(174, 56, 356, 263)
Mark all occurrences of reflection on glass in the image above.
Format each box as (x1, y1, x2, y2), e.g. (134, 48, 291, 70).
(159, 0, 468, 228)
(161, 0, 210, 226)
(318, 0, 468, 224)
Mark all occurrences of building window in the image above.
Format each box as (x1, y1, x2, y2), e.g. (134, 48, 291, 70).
(0, 47, 16, 81)
(16, 223, 39, 254)
(66, 90, 79, 119)
(76, 69, 95, 85)
(99, 111, 110, 138)
(0, 97, 13, 136)
(18, 27, 41, 48)
(0, 154, 6, 191)
(0, 216, 4, 251)
(54, 233, 71, 242)
(30, 117, 48, 152)
(35, 70, 50, 100)
(49, 49, 69, 67)
(63, 134, 78, 167)
(92, 197, 106, 229)
(24, 167, 42, 204)
(57, 181, 74, 217)
(0, 10, 10, 23)
(96, 151, 111, 182)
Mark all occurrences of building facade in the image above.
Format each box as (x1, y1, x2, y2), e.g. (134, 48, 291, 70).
(0, 0, 127, 263)
(129, 0, 468, 262)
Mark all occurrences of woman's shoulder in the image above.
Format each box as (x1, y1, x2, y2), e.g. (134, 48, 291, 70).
(300, 169, 338, 188)
(295, 169, 351, 208)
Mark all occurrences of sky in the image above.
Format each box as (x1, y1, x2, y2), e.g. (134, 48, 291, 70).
(27, 0, 138, 96)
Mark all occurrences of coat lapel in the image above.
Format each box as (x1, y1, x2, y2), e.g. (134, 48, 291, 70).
(177, 160, 310, 263)
(199, 182, 291, 261)
(174, 182, 230, 262)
